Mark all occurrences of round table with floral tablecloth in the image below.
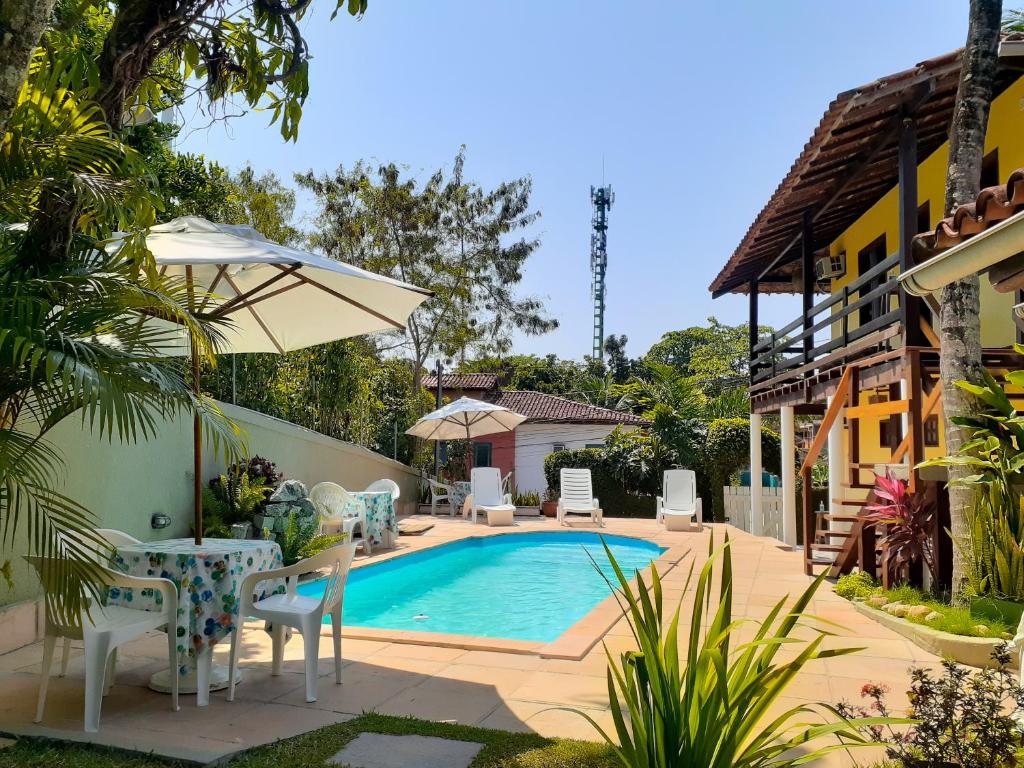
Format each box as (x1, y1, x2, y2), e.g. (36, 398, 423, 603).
(346, 491, 398, 547)
(109, 537, 284, 705)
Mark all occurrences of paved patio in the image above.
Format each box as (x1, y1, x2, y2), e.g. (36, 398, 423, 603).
(0, 516, 941, 766)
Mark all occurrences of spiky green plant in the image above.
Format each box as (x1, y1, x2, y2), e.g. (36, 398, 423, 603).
(574, 534, 895, 767)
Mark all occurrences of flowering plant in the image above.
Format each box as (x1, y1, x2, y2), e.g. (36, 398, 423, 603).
(863, 469, 936, 584)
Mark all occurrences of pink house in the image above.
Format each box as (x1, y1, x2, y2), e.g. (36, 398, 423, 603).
(423, 374, 648, 494)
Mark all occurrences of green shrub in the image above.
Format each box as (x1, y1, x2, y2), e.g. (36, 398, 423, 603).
(704, 418, 781, 520)
(835, 571, 879, 600)
(543, 449, 655, 518)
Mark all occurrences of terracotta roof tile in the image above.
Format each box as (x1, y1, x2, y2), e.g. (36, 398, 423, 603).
(486, 390, 649, 426)
(912, 168, 1024, 258)
(421, 373, 499, 391)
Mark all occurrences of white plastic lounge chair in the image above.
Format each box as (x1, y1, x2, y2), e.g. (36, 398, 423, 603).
(365, 478, 400, 500)
(228, 542, 356, 704)
(557, 468, 603, 526)
(428, 478, 454, 516)
(470, 467, 516, 526)
(26, 555, 178, 733)
(309, 481, 371, 554)
(657, 469, 703, 532)
(501, 471, 513, 495)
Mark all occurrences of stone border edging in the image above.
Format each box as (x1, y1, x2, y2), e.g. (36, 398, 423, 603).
(852, 601, 1016, 670)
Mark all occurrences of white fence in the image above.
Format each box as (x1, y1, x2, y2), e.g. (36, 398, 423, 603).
(723, 486, 785, 541)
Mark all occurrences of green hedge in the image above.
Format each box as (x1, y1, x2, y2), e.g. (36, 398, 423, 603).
(704, 418, 781, 521)
(543, 449, 657, 518)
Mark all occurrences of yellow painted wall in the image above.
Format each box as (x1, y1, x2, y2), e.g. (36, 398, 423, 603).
(824, 75, 1024, 461)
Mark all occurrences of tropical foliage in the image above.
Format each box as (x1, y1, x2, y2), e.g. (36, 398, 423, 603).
(838, 647, 1024, 767)
(0, 50, 239, 621)
(862, 470, 937, 585)
(919, 362, 1024, 599)
(576, 535, 888, 767)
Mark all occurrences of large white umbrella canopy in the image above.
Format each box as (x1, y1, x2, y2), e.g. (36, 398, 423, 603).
(407, 397, 526, 442)
(112, 216, 432, 354)
(107, 216, 432, 544)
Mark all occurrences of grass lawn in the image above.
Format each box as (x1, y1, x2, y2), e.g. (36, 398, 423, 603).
(1, 713, 619, 768)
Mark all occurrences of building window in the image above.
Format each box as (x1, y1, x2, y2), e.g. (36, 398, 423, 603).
(924, 415, 940, 448)
(585, 443, 604, 449)
(879, 420, 892, 449)
(858, 234, 888, 326)
(473, 442, 492, 468)
(552, 443, 566, 453)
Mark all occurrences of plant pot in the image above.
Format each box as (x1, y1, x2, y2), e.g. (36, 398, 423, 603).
(541, 501, 558, 518)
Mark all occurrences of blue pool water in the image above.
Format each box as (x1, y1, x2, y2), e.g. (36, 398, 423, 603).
(297, 532, 665, 643)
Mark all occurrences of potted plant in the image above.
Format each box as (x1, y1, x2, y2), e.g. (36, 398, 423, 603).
(541, 487, 558, 517)
(512, 489, 541, 516)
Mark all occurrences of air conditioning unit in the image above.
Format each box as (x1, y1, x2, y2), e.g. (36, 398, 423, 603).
(815, 251, 846, 280)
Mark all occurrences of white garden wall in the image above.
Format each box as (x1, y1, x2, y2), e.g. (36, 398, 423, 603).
(0, 401, 420, 647)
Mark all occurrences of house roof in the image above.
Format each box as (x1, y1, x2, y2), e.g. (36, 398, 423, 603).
(421, 373, 500, 391)
(708, 48, 1021, 297)
(912, 167, 1024, 258)
(488, 390, 650, 426)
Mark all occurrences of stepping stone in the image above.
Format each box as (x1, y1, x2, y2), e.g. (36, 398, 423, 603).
(398, 520, 435, 536)
(328, 733, 483, 768)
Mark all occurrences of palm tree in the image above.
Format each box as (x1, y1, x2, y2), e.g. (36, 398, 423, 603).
(0, 53, 238, 624)
(938, 0, 1003, 598)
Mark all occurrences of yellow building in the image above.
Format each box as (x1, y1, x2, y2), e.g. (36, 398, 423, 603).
(708, 47, 1024, 587)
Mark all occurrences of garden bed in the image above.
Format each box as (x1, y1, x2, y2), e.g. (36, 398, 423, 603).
(835, 572, 1017, 669)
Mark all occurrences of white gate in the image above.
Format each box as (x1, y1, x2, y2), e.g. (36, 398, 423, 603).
(723, 486, 785, 541)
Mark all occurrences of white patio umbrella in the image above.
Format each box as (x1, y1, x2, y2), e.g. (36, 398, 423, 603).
(406, 397, 526, 472)
(109, 216, 433, 543)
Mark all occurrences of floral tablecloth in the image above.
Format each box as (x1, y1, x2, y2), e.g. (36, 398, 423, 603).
(347, 491, 397, 547)
(449, 481, 472, 516)
(109, 538, 284, 674)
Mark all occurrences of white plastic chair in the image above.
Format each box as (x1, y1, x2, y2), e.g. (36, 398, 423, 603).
(557, 468, 603, 526)
(309, 481, 371, 555)
(657, 469, 703, 532)
(228, 542, 356, 704)
(428, 478, 454, 516)
(501, 472, 513, 495)
(26, 555, 178, 733)
(470, 467, 516, 526)
(365, 478, 400, 500)
(45, 528, 143, 678)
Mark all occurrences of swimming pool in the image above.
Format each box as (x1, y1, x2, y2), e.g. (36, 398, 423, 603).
(297, 532, 665, 643)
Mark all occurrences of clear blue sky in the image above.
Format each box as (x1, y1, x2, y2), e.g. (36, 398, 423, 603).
(178, 0, 970, 362)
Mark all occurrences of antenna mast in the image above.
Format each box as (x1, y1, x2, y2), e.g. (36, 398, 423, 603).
(590, 184, 613, 360)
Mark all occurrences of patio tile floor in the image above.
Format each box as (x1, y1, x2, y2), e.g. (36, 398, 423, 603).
(0, 516, 941, 766)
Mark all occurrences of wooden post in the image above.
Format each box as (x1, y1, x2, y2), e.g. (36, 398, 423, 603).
(749, 279, 759, 383)
(847, 365, 860, 487)
(802, 210, 815, 361)
(907, 350, 925, 493)
(898, 116, 922, 345)
(859, 518, 877, 579)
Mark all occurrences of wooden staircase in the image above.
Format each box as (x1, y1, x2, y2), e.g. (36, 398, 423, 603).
(800, 350, 943, 581)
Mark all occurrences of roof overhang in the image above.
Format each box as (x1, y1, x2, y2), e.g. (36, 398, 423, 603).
(900, 208, 1024, 296)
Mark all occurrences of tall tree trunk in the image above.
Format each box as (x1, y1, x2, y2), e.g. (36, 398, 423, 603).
(939, 0, 1002, 599)
(0, 0, 56, 133)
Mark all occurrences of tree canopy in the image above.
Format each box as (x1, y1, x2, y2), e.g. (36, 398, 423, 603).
(296, 148, 557, 393)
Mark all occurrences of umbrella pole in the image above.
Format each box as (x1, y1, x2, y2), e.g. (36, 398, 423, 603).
(186, 265, 203, 546)
(192, 343, 203, 545)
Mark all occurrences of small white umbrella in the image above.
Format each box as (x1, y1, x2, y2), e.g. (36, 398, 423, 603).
(406, 397, 526, 443)
(108, 216, 433, 543)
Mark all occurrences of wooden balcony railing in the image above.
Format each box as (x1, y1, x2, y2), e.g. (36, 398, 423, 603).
(750, 252, 902, 384)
